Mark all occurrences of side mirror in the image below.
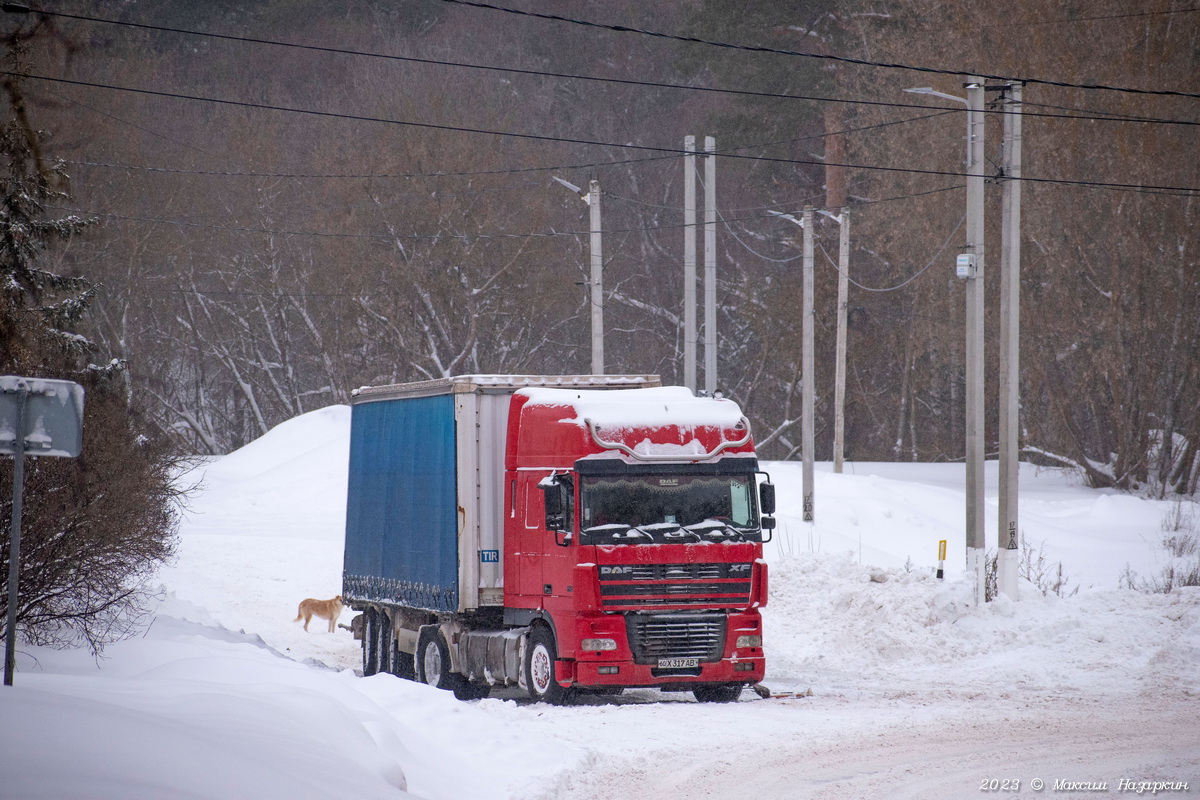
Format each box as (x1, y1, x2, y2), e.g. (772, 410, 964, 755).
(759, 481, 776, 515)
(759, 515, 775, 543)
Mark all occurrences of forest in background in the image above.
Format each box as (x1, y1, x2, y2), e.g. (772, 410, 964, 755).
(4, 0, 1198, 494)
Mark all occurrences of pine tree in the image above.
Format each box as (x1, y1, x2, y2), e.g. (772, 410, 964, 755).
(0, 115, 180, 654)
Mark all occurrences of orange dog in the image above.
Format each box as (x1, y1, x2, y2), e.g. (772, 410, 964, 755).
(294, 595, 344, 632)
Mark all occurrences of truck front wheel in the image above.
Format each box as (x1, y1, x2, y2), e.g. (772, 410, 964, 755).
(525, 627, 572, 705)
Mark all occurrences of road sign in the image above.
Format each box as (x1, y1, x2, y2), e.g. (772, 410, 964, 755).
(0, 376, 85, 457)
(2, 376, 86, 687)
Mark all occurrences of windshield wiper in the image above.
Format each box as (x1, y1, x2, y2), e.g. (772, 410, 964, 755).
(583, 523, 654, 543)
(685, 518, 748, 541)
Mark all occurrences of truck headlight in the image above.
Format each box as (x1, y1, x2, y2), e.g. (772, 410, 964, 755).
(581, 637, 617, 651)
(735, 635, 762, 649)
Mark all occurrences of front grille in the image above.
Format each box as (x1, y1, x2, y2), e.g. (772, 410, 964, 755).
(597, 562, 753, 608)
(626, 613, 726, 664)
(599, 563, 744, 581)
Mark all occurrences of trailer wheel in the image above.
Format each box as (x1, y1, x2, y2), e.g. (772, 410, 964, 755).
(525, 627, 572, 705)
(693, 684, 743, 703)
(362, 608, 380, 676)
(376, 612, 394, 675)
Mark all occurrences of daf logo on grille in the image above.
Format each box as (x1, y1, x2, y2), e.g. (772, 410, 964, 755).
(601, 566, 634, 575)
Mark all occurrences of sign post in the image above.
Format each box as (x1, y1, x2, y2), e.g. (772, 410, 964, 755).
(1, 376, 85, 686)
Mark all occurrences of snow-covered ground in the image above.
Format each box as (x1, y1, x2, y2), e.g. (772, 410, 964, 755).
(3, 405, 1198, 799)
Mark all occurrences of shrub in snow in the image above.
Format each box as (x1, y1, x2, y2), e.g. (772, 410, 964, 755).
(1121, 499, 1200, 594)
(985, 541, 1077, 601)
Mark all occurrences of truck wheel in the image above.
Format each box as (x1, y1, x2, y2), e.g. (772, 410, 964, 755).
(376, 612, 394, 675)
(416, 627, 456, 691)
(525, 627, 572, 705)
(362, 608, 380, 676)
(693, 684, 743, 703)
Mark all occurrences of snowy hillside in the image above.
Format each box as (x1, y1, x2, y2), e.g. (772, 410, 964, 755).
(2, 405, 1197, 799)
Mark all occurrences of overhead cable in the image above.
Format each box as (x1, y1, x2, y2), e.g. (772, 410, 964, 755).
(9, 6, 1200, 126)
(12, 73, 1198, 197)
(433, 0, 1200, 100)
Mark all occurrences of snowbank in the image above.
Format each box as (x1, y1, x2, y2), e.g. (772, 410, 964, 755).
(3, 404, 1198, 799)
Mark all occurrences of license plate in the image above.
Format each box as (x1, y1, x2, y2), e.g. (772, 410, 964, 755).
(657, 657, 699, 669)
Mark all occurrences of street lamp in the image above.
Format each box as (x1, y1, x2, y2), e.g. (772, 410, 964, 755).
(553, 176, 604, 374)
(905, 81, 987, 605)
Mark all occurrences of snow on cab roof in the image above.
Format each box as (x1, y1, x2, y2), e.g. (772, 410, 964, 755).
(519, 386, 746, 430)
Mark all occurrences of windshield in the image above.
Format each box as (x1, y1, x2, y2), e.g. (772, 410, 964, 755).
(580, 473, 759, 544)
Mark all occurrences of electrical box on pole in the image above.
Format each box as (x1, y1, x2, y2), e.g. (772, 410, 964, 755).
(955, 253, 977, 279)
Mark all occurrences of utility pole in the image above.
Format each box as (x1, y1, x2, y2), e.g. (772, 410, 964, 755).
(703, 136, 717, 396)
(965, 77, 987, 605)
(588, 178, 604, 375)
(683, 136, 698, 394)
(3, 387, 27, 687)
(833, 208, 850, 473)
(997, 82, 1024, 599)
(802, 206, 815, 522)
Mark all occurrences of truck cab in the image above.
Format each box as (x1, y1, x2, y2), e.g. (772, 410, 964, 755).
(502, 387, 771, 702)
(343, 376, 772, 703)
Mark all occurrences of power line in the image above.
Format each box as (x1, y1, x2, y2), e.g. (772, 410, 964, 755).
(55, 168, 1181, 253)
(65, 110, 956, 182)
(42, 86, 225, 159)
(11, 74, 1200, 196)
(906, 6, 1200, 33)
(0, 6, 1015, 121)
(816, 215, 963, 293)
(55, 186, 953, 243)
(12, 6, 1200, 128)
(27, 186, 991, 247)
(434, 0, 1200, 100)
(14, 72, 1199, 196)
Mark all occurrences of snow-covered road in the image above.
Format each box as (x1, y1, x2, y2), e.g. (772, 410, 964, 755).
(511, 690, 1197, 800)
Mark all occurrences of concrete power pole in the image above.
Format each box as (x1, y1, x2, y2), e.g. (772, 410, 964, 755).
(683, 136, 698, 394)
(802, 207, 815, 522)
(997, 82, 1024, 599)
(588, 179, 604, 374)
(965, 77, 987, 605)
(833, 209, 850, 474)
(704, 136, 718, 396)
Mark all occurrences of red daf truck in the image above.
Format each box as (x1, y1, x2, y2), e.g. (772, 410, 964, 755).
(343, 375, 774, 703)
